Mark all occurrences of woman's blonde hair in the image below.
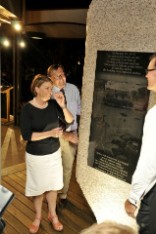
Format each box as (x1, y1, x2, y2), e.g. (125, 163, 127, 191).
(80, 221, 138, 234)
(30, 74, 52, 97)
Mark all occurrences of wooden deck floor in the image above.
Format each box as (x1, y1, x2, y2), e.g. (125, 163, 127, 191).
(1, 124, 96, 234)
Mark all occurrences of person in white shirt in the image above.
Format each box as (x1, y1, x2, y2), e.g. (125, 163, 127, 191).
(47, 64, 81, 206)
(125, 54, 156, 234)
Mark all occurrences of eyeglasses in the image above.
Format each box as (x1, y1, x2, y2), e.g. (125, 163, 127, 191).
(53, 73, 66, 81)
(145, 68, 156, 74)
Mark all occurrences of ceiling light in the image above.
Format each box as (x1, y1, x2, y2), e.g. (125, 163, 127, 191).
(26, 32, 46, 39)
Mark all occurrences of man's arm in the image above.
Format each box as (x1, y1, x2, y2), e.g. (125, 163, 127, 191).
(125, 106, 156, 217)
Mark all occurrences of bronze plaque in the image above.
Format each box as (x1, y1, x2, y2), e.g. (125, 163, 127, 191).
(88, 51, 151, 183)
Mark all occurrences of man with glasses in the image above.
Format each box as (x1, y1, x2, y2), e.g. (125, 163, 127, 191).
(125, 54, 156, 234)
(47, 64, 81, 207)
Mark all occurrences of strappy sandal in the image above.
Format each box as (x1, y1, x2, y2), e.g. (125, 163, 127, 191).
(48, 213, 63, 231)
(29, 217, 41, 233)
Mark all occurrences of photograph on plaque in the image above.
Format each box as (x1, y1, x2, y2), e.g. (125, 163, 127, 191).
(88, 51, 151, 183)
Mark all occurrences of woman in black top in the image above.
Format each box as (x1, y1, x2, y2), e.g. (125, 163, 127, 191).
(20, 74, 73, 233)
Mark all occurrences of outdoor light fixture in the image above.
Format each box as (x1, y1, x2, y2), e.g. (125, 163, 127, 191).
(11, 20, 22, 32)
(1, 38, 10, 47)
(0, 37, 26, 48)
(18, 39, 26, 48)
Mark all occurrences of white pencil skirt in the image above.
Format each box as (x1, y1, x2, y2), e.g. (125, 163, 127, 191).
(25, 148, 63, 197)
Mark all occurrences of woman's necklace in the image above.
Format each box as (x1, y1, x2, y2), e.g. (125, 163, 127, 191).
(32, 97, 48, 109)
